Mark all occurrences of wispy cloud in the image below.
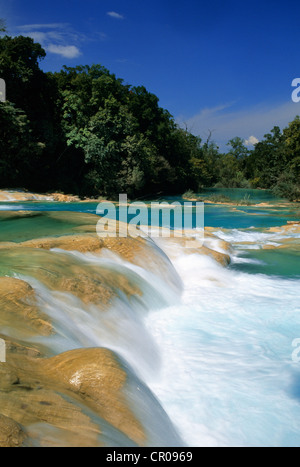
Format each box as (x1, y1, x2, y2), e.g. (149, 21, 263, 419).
(177, 101, 300, 150)
(107, 11, 124, 20)
(18, 23, 69, 31)
(15, 22, 84, 59)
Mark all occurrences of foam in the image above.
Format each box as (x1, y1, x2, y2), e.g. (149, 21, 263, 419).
(145, 251, 300, 447)
(7, 224, 300, 447)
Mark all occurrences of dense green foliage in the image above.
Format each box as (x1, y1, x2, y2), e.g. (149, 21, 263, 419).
(0, 30, 299, 200)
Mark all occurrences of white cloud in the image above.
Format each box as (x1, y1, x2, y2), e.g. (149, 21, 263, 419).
(47, 44, 81, 59)
(245, 135, 259, 146)
(15, 23, 83, 59)
(107, 11, 124, 20)
(177, 101, 300, 151)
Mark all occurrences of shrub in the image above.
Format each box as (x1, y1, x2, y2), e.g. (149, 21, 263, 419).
(272, 171, 300, 201)
(238, 194, 254, 206)
(182, 190, 197, 199)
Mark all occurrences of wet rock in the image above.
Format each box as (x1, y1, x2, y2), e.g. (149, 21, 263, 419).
(267, 224, 300, 234)
(42, 348, 146, 445)
(20, 235, 104, 254)
(157, 233, 231, 266)
(0, 191, 52, 202)
(0, 347, 146, 446)
(198, 245, 231, 266)
(0, 414, 26, 447)
(0, 277, 53, 337)
(50, 193, 80, 203)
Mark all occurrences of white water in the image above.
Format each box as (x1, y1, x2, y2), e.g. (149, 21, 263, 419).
(213, 227, 300, 246)
(145, 250, 300, 447)
(0, 204, 25, 210)
(14, 235, 300, 447)
(0, 190, 53, 202)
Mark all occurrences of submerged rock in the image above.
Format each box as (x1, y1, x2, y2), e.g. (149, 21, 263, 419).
(0, 248, 142, 308)
(0, 209, 182, 292)
(156, 230, 232, 267)
(267, 223, 300, 234)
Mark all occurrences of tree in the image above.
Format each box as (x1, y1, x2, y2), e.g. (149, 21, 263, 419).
(59, 69, 167, 196)
(245, 126, 284, 187)
(271, 116, 300, 200)
(0, 102, 43, 187)
(227, 137, 249, 161)
(5, 29, 299, 199)
(0, 34, 61, 150)
(282, 115, 300, 177)
(57, 65, 202, 197)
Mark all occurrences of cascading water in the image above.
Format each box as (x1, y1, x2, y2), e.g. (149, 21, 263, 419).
(0, 197, 299, 447)
(145, 253, 300, 446)
(10, 236, 300, 447)
(0, 241, 186, 446)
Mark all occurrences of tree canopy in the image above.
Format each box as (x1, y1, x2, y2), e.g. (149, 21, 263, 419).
(0, 29, 299, 201)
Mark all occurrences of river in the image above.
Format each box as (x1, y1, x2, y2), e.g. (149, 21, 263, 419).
(0, 189, 299, 447)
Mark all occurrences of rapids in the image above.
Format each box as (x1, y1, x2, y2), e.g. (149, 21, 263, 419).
(0, 192, 299, 447)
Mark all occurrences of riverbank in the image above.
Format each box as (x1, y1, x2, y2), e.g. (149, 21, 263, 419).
(0, 190, 106, 203)
(182, 195, 298, 208)
(182, 187, 300, 207)
(0, 189, 298, 208)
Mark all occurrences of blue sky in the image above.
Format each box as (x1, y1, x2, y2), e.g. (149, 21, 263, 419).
(1, 0, 300, 149)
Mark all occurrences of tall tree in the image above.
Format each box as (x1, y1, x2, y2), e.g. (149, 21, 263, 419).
(282, 115, 300, 177)
(0, 35, 61, 144)
(245, 126, 284, 187)
(0, 101, 43, 187)
(227, 137, 249, 161)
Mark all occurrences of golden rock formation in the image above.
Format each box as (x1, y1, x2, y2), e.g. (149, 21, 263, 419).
(0, 345, 145, 447)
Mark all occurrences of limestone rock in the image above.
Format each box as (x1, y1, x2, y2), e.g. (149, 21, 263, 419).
(20, 235, 104, 253)
(199, 245, 231, 266)
(0, 415, 26, 447)
(0, 277, 53, 337)
(0, 347, 145, 446)
(50, 193, 80, 203)
(42, 348, 146, 445)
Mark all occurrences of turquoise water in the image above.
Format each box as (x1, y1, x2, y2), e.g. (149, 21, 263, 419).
(0, 191, 300, 447)
(231, 248, 300, 278)
(0, 198, 299, 230)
